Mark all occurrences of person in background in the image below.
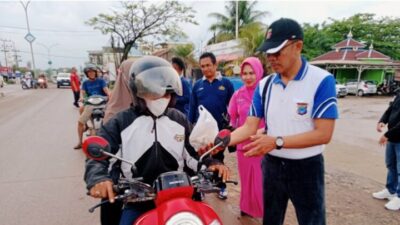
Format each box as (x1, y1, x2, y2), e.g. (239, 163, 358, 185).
(70, 67, 81, 108)
(171, 57, 192, 116)
(103, 70, 110, 87)
(373, 92, 400, 210)
(103, 59, 136, 123)
(227, 57, 264, 218)
(188, 52, 234, 200)
(74, 65, 110, 149)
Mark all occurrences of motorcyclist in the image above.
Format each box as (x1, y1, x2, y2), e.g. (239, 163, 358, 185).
(74, 64, 110, 149)
(84, 56, 230, 225)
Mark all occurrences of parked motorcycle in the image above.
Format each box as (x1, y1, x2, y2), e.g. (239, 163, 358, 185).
(21, 77, 38, 89)
(377, 81, 400, 96)
(83, 136, 237, 225)
(84, 95, 108, 136)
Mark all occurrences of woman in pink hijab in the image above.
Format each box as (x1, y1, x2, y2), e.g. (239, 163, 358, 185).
(228, 57, 265, 218)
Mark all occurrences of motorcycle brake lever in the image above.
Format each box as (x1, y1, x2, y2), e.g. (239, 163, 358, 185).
(225, 180, 238, 185)
(88, 195, 124, 213)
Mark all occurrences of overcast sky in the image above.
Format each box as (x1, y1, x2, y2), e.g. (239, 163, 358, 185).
(0, 0, 400, 70)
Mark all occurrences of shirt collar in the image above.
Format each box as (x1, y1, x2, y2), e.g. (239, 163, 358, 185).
(273, 57, 308, 84)
(202, 73, 223, 81)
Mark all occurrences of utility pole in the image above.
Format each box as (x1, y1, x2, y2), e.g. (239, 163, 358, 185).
(20, 1, 36, 71)
(13, 48, 21, 68)
(110, 34, 118, 69)
(10, 41, 21, 68)
(37, 42, 58, 69)
(117, 37, 122, 64)
(235, 0, 239, 40)
(0, 39, 12, 68)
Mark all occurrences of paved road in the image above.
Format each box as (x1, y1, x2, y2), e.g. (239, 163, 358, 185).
(0, 84, 258, 225)
(0, 84, 98, 225)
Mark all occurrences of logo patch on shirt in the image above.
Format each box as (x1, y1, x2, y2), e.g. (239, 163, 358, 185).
(218, 85, 225, 91)
(174, 134, 184, 142)
(296, 102, 308, 115)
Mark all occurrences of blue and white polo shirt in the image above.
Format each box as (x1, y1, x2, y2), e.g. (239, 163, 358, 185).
(250, 57, 338, 159)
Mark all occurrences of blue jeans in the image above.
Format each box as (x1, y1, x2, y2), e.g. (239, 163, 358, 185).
(119, 202, 154, 225)
(262, 154, 325, 225)
(119, 207, 142, 225)
(385, 141, 400, 196)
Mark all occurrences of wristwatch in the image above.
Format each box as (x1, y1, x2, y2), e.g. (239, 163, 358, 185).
(275, 136, 284, 150)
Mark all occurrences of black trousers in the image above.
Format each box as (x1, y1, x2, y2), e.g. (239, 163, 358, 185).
(262, 154, 325, 225)
(73, 91, 80, 105)
(100, 200, 123, 225)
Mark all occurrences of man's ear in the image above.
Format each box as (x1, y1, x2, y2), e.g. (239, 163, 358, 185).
(295, 40, 304, 53)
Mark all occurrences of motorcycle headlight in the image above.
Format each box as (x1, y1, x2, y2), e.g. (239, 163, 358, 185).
(165, 212, 204, 225)
(87, 97, 103, 105)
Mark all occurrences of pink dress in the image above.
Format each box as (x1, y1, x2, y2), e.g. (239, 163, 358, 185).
(228, 57, 264, 218)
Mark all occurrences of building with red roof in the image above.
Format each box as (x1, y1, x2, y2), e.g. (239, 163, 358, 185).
(311, 31, 400, 88)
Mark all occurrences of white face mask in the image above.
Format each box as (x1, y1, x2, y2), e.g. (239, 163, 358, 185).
(144, 96, 170, 116)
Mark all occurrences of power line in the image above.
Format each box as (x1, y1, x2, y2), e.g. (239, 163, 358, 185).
(0, 25, 97, 33)
(18, 50, 87, 59)
(0, 28, 100, 37)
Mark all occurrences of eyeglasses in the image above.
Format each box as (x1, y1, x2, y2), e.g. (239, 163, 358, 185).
(266, 41, 298, 58)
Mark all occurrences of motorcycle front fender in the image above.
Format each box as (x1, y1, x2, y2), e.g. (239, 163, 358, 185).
(134, 197, 221, 225)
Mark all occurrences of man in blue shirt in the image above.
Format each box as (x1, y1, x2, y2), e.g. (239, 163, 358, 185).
(188, 52, 234, 130)
(74, 65, 110, 149)
(225, 18, 338, 225)
(188, 52, 234, 199)
(171, 57, 191, 116)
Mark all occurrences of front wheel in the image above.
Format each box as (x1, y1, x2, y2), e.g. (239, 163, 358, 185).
(357, 90, 364, 97)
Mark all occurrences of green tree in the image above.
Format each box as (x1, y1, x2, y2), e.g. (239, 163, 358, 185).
(172, 43, 198, 67)
(86, 1, 197, 61)
(239, 22, 266, 56)
(302, 23, 334, 60)
(208, 1, 268, 44)
(303, 13, 400, 60)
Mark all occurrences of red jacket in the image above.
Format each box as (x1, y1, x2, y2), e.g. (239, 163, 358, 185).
(70, 72, 80, 92)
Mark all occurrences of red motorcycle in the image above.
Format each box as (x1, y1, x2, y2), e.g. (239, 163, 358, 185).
(83, 136, 236, 225)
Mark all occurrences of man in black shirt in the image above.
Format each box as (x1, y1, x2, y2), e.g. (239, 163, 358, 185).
(373, 92, 400, 210)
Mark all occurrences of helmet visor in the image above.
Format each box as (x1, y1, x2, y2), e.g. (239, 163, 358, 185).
(135, 66, 183, 99)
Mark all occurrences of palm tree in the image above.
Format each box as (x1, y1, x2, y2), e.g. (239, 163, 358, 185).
(172, 43, 198, 76)
(239, 22, 266, 56)
(208, 1, 268, 44)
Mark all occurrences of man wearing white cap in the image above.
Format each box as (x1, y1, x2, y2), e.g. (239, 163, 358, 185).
(223, 18, 338, 225)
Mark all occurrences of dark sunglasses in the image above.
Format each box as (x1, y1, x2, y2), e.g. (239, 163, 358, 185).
(266, 41, 298, 58)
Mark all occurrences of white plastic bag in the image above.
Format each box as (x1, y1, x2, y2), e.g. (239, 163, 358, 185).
(189, 105, 219, 151)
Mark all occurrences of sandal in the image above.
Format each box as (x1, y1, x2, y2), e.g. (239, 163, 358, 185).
(73, 143, 82, 150)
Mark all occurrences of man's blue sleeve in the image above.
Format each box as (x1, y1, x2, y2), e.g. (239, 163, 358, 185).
(101, 79, 107, 88)
(188, 82, 198, 123)
(82, 81, 88, 92)
(249, 84, 264, 118)
(182, 79, 191, 104)
(312, 75, 339, 119)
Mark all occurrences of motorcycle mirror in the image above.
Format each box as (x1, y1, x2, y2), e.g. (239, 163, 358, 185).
(82, 136, 110, 161)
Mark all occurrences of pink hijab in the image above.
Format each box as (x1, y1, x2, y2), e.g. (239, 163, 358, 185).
(239, 57, 264, 102)
(228, 57, 264, 129)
